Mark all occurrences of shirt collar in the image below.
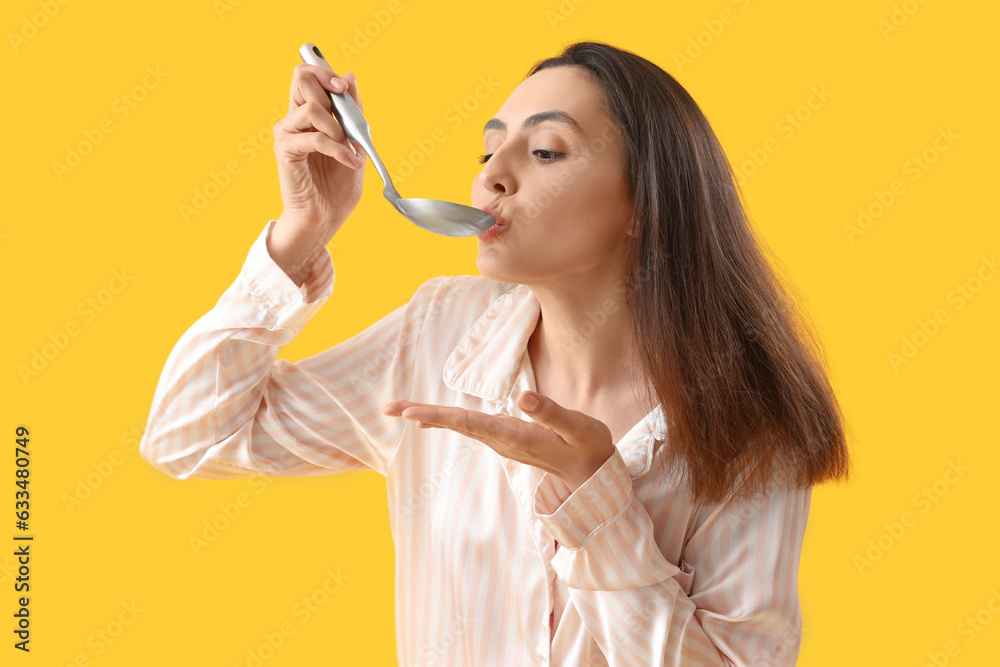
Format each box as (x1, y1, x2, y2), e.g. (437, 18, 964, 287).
(442, 282, 667, 479)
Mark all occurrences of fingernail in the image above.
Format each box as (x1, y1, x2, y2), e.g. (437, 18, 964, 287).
(331, 77, 345, 91)
(521, 394, 539, 410)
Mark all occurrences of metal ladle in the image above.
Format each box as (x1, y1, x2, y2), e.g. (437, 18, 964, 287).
(299, 43, 497, 237)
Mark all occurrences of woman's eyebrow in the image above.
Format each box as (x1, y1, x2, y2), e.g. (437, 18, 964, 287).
(483, 110, 584, 136)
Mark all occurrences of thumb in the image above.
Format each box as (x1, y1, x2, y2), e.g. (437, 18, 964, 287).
(518, 391, 577, 436)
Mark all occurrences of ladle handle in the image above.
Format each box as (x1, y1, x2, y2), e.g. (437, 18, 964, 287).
(298, 43, 398, 197)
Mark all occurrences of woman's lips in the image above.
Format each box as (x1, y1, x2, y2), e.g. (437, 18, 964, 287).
(476, 205, 509, 242)
(480, 204, 508, 228)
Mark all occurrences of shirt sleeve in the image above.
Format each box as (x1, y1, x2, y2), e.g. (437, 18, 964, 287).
(532, 449, 810, 666)
(140, 218, 441, 480)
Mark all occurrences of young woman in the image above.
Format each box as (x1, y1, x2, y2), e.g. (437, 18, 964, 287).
(141, 41, 850, 666)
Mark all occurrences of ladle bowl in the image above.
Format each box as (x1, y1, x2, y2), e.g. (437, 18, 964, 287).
(299, 43, 497, 237)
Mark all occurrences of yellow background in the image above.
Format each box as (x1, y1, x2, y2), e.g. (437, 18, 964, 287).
(3, 0, 998, 664)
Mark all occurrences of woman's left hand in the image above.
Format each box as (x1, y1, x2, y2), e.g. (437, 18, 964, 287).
(382, 391, 616, 491)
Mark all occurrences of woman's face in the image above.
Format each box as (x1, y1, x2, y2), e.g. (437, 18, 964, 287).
(471, 65, 634, 286)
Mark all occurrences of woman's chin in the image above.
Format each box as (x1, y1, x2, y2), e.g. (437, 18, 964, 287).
(476, 256, 518, 285)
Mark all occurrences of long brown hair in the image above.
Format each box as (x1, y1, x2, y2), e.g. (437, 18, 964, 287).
(528, 42, 851, 506)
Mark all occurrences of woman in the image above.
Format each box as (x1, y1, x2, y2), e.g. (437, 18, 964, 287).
(141, 41, 850, 666)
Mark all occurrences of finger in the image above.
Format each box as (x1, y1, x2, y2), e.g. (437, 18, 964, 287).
(382, 400, 422, 416)
(289, 63, 347, 114)
(398, 404, 461, 425)
(407, 406, 522, 445)
(395, 403, 470, 429)
(279, 100, 348, 142)
(275, 130, 365, 169)
(278, 100, 364, 162)
(281, 101, 367, 164)
(516, 391, 586, 441)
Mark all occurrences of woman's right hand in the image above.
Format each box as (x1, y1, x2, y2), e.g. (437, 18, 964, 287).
(268, 64, 367, 285)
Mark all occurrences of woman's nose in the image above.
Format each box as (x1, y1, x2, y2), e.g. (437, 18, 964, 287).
(478, 147, 513, 195)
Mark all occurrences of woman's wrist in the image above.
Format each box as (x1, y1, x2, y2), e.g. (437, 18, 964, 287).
(267, 218, 325, 288)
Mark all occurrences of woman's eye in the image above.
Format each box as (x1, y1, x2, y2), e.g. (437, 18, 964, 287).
(477, 149, 563, 164)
